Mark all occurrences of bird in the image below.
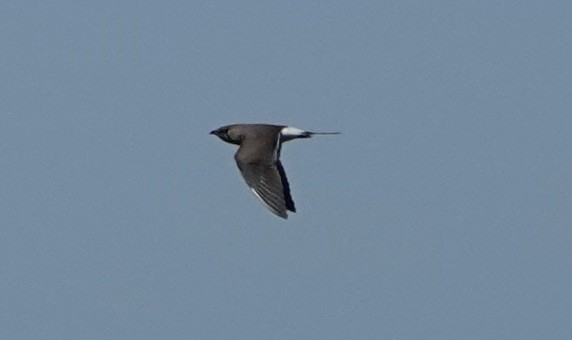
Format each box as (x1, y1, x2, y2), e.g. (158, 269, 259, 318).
(210, 123, 339, 219)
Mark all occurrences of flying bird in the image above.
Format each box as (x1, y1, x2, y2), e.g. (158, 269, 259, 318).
(210, 124, 339, 219)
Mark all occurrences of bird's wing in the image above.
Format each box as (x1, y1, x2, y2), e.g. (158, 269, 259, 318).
(235, 159, 295, 219)
(234, 134, 296, 218)
(276, 161, 296, 213)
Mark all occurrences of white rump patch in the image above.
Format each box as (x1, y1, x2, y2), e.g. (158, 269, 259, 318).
(280, 126, 307, 137)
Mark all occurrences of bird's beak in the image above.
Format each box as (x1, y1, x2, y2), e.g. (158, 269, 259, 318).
(209, 130, 216, 135)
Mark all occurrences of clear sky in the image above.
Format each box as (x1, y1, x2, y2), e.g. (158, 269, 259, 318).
(1, 1, 571, 339)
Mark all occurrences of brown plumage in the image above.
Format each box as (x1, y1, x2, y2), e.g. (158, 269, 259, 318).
(210, 124, 339, 219)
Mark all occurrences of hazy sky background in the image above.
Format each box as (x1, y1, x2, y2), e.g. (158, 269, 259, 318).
(1, 1, 571, 339)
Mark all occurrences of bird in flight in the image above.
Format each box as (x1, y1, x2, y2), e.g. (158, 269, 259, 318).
(210, 124, 339, 219)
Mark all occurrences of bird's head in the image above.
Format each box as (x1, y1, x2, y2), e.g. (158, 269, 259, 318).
(209, 125, 242, 145)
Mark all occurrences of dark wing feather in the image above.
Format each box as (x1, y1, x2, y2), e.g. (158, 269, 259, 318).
(234, 129, 296, 218)
(276, 161, 295, 212)
(236, 160, 293, 218)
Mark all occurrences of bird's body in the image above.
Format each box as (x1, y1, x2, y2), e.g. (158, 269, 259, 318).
(210, 124, 339, 219)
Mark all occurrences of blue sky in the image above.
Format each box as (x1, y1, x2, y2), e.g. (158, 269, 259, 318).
(1, 1, 571, 339)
